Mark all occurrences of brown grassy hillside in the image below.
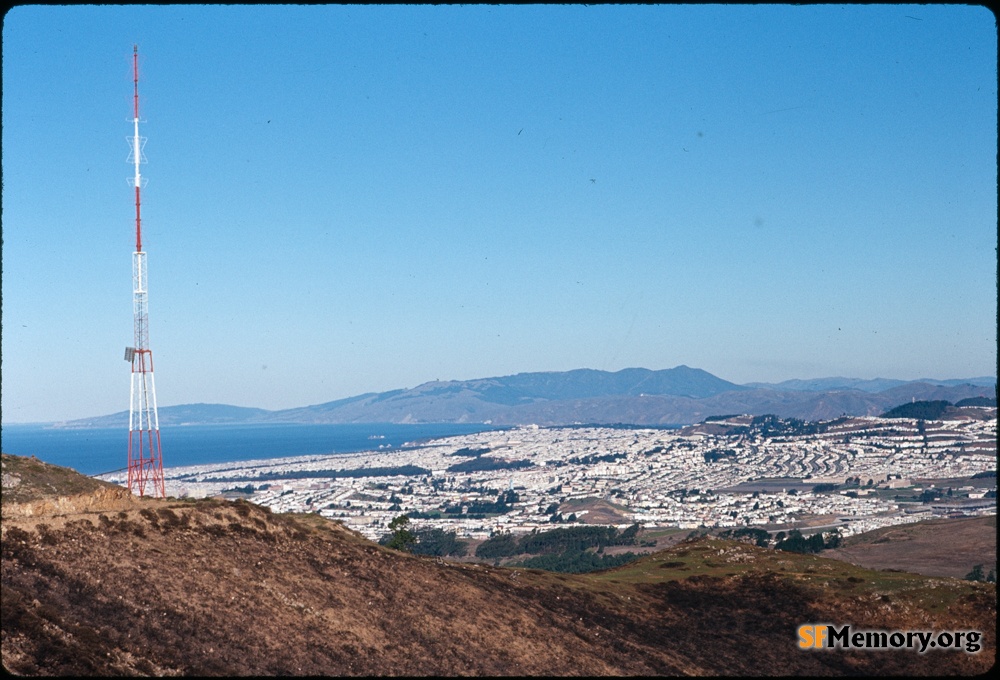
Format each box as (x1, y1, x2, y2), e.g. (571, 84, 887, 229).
(1, 454, 994, 676)
(824, 515, 996, 579)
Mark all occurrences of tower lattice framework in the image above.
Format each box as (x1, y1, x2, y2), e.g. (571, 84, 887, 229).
(125, 45, 166, 498)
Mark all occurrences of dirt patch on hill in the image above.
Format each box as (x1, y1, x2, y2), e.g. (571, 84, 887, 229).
(1, 453, 122, 508)
(2, 485, 136, 522)
(2, 453, 138, 525)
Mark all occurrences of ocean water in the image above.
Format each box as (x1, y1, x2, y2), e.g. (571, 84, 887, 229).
(0, 422, 504, 477)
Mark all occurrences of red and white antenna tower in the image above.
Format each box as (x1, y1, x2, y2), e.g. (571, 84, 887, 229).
(124, 45, 166, 498)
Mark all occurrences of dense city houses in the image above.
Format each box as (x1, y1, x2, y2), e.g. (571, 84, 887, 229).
(99, 409, 997, 542)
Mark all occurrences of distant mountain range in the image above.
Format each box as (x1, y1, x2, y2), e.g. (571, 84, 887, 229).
(743, 376, 997, 393)
(53, 366, 996, 428)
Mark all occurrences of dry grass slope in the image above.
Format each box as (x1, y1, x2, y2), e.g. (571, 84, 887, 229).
(2, 453, 995, 676)
(824, 516, 996, 579)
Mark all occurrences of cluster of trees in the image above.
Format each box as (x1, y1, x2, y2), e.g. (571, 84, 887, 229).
(379, 517, 644, 574)
(378, 516, 469, 557)
(408, 527, 468, 557)
(918, 489, 942, 503)
(881, 400, 951, 420)
(711, 527, 843, 553)
(527, 523, 639, 553)
(727, 414, 828, 438)
(380, 515, 417, 551)
(667, 488, 707, 499)
(474, 524, 641, 561)
(447, 447, 491, 458)
(474, 531, 519, 559)
(222, 483, 269, 494)
(512, 549, 640, 573)
(965, 564, 997, 582)
(567, 451, 627, 465)
(445, 457, 533, 473)
(772, 528, 841, 553)
(811, 483, 839, 493)
(716, 527, 771, 547)
(442, 489, 520, 517)
(955, 396, 996, 407)
(202, 465, 430, 484)
(881, 396, 995, 419)
(703, 449, 737, 463)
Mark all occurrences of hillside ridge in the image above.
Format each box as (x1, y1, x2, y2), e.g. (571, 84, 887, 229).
(1, 454, 994, 676)
(49, 367, 997, 428)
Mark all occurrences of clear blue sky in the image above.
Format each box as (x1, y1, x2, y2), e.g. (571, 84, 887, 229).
(2, 4, 997, 423)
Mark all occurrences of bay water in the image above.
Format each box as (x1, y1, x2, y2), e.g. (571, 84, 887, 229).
(0, 422, 504, 477)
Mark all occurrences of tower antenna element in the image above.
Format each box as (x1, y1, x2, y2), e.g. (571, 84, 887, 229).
(125, 44, 166, 498)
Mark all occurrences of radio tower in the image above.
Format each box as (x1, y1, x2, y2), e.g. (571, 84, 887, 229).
(124, 45, 166, 498)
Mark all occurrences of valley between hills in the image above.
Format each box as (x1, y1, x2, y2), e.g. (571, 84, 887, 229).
(1, 454, 995, 676)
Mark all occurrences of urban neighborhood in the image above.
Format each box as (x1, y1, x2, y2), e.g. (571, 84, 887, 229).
(100, 407, 997, 544)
